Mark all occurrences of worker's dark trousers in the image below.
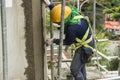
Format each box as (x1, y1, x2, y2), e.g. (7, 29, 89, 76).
(70, 48, 86, 80)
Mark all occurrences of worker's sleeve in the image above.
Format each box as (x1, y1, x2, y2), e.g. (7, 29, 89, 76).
(53, 26, 77, 45)
(63, 26, 77, 45)
(53, 39, 60, 45)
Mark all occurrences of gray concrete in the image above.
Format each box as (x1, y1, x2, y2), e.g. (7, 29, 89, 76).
(1, 0, 47, 80)
(0, 6, 3, 80)
(7, 0, 27, 80)
(0, 0, 27, 80)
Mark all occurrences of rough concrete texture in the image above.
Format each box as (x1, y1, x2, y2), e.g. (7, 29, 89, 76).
(22, 0, 47, 80)
(21, 0, 35, 80)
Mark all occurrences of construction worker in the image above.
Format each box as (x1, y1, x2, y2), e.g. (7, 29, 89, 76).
(44, 0, 94, 80)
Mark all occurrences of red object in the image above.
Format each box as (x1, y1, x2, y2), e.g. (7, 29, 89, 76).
(104, 21, 120, 30)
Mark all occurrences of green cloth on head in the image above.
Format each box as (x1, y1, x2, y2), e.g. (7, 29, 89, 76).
(64, 5, 81, 27)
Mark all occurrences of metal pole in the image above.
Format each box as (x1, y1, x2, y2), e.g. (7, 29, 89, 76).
(77, 0, 80, 10)
(118, 45, 120, 76)
(93, 0, 96, 48)
(50, 0, 54, 80)
(93, 0, 100, 71)
(79, 0, 88, 13)
(50, 17, 54, 80)
(1, 0, 8, 80)
(57, 0, 65, 80)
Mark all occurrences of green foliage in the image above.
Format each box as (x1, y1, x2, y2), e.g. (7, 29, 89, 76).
(46, 12, 50, 34)
(46, 11, 58, 34)
(107, 59, 119, 70)
(98, 0, 120, 7)
(103, 6, 120, 20)
(95, 28, 119, 70)
(110, 12, 120, 20)
(78, 1, 119, 71)
(47, 0, 120, 70)
(95, 29, 112, 69)
(103, 9, 113, 14)
(104, 31, 113, 39)
(82, 3, 93, 11)
(100, 0, 120, 20)
(81, 1, 115, 68)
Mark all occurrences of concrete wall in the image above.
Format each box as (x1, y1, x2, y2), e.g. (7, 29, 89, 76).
(0, 0, 27, 80)
(0, 0, 47, 80)
(7, 0, 27, 80)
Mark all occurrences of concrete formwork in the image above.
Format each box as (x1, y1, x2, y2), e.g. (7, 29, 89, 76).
(0, 0, 47, 80)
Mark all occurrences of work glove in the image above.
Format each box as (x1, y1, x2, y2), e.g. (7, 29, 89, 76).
(45, 38, 54, 45)
(44, 0, 50, 5)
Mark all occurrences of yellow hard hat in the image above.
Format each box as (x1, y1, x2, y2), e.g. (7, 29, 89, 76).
(50, 4, 72, 22)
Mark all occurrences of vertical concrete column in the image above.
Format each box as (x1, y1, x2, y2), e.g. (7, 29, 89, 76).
(22, 0, 35, 80)
(32, 0, 47, 80)
(22, 0, 47, 80)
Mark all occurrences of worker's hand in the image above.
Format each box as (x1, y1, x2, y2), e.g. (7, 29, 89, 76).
(45, 38, 54, 45)
(88, 55, 92, 62)
(44, 0, 51, 5)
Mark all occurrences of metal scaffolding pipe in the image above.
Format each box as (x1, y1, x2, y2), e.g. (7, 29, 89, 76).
(57, 0, 65, 80)
(94, 61, 109, 73)
(79, 0, 88, 13)
(93, 0, 96, 52)
(118, 45, 120, 76)
(77, 0, 80, 11)
(98, 77, 120, 80)
(50, 0, 54, 80)
(93, 0, 101, 71)
(93, 49, 110, 61)
(1, 0, 8, 80)
(50, 19, 54, 80)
